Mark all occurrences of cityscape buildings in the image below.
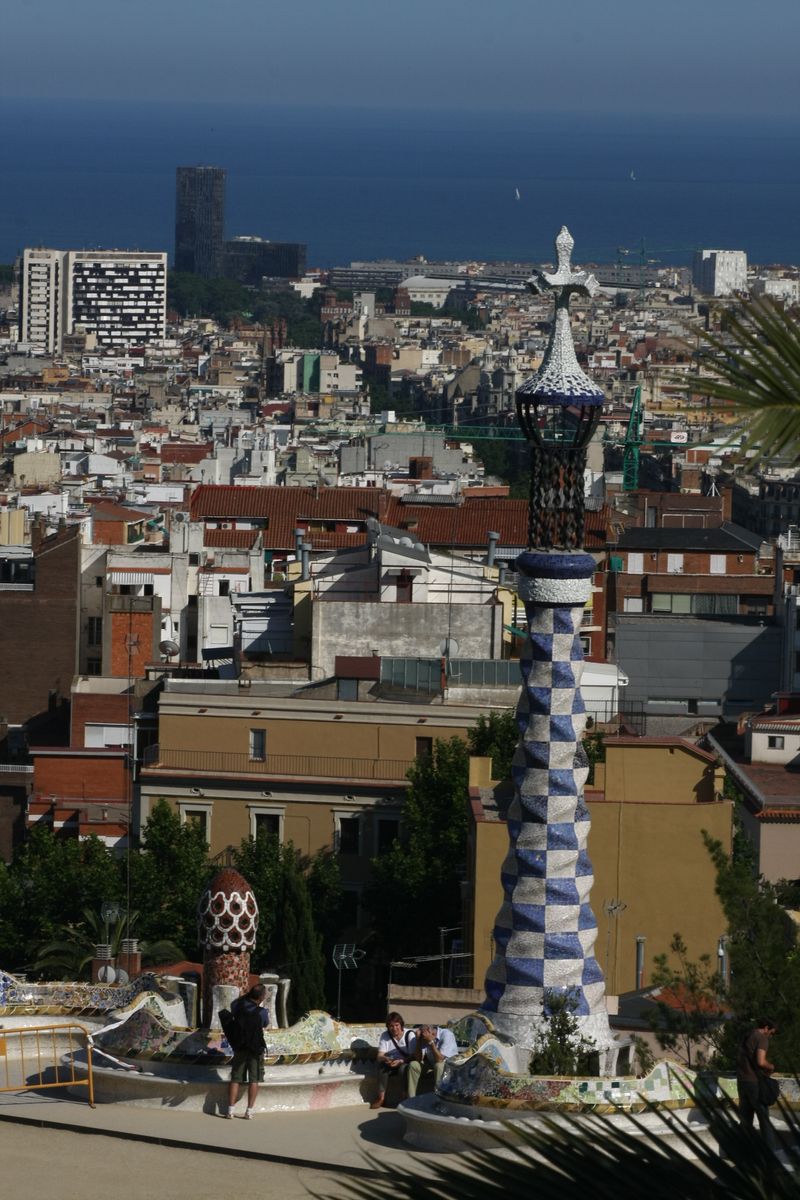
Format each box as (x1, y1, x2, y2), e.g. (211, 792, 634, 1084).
(1, 207, 799, 1049)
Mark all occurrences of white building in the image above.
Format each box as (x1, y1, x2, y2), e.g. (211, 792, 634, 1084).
(20, 249, 64, 353)
(692, 249, 748, 297)
(401, 276, 455, 309)
(19, 248, 167, 352)
(65, 250, 167, 349)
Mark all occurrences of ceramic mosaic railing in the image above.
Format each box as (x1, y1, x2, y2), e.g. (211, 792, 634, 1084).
(0, 968, 176, 1016)
(437, 1032, 800, 1113)
(93, 1007, 388, 1067)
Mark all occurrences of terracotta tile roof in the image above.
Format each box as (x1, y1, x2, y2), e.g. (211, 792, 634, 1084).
(190, 484, 610, 553)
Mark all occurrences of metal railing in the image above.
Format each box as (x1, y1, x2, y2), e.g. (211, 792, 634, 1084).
(0, 1023, 94, 1106)
(142, 745, 415, 781)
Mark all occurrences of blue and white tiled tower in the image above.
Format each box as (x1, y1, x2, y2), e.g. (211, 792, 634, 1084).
(480, 227, 612, 1054)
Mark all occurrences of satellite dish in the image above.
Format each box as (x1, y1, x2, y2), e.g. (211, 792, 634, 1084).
(439, 637, 459, 658)
(97, 964, 117, 984)
(159, 639, 180, 657)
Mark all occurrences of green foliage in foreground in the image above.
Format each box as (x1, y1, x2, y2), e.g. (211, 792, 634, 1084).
(338, 1092, 800, 1200)
(694, 296, 800, 465)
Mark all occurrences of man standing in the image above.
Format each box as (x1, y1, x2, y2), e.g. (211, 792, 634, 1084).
(226, 983, 269, 1119)
(371, 1012, 414, 1109)
(736, 1017, 779, 1149)
(407, 1023, 459, 1098)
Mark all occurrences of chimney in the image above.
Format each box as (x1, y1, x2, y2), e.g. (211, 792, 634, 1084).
(117, 938, 142, 981)
(300, 542, 311, 582)
(294, 527, 303, 557)
(487, 530, 500, 568)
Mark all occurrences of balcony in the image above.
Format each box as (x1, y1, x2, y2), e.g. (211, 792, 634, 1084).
(142, 744, 415, 783)
(109, 594, 155, 613)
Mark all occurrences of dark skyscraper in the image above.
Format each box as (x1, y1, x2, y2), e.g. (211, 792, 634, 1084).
(175, 166, 226, 278)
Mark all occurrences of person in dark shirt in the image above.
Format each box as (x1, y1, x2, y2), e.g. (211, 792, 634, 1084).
(736, 1017, 778, 1149)
(226, 983, 269, 1120)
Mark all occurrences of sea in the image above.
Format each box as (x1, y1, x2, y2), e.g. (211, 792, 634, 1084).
(2, 98, 799, 269)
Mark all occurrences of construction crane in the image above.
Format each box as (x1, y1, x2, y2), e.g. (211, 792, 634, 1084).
(615, 240, 698, 307)
(622, 385, 643, 491)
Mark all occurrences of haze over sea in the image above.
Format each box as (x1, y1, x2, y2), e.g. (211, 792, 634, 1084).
(3, 99, 799, 269)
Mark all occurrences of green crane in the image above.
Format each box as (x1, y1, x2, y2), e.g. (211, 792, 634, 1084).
(622, 385, 643, 491)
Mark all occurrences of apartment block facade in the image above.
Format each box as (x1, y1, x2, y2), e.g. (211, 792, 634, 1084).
(19, 248, 167, 352)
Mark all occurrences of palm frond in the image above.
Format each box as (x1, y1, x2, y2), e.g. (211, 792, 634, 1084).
(689, 298, 800, 466)
(328, 1088, 800, 1200)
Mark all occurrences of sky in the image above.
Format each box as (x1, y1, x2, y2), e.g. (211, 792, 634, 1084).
(3, 0, 800, 118)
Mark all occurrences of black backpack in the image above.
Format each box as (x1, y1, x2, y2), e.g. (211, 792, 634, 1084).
(221, 999, 266, 1055)
(219, 1007, 242, 1051)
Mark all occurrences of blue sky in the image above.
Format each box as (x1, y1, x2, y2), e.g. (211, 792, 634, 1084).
(3, 0, 799, 117)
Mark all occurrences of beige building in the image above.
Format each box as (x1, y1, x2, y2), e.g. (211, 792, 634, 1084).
(139, 680, 490, 919)
(466, 737, 733, 999)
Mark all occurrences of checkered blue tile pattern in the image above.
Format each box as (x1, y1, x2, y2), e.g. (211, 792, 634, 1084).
(482, 554, 606, 1027)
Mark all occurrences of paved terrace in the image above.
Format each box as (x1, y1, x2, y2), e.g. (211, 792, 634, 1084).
(0, 1089, 466, 1199)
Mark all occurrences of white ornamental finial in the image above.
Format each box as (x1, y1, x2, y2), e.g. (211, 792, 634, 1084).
(518, 226, 604, 404)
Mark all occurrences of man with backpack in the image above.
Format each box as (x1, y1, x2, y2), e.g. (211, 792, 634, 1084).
(736, 1017, 779, 1149)
(224, 983, 269, 1119)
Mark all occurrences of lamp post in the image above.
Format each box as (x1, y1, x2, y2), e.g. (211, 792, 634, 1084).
(479, 227, 611, 1059)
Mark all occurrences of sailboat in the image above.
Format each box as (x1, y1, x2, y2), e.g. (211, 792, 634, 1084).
(514, 187, 521, 201)
(630, 170, 637, 181)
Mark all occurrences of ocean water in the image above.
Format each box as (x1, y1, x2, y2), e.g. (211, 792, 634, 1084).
(2, 99, 799, 268)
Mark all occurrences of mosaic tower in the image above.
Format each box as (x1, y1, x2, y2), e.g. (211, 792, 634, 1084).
(481, 227, 611, 1053)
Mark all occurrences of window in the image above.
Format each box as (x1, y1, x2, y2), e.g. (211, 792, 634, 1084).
(415, 736, 433, 759)
(95, 575, 103, 587)
(87, 658, 101, 676)
(580, 635, 591, 654)
(143, 583, 154, 596)
(667, 554, 684, 574)
(87, 616, 102, 645)
(219, 580, 230, 597)
(623, 597, 643, 613)
(768, 735, 785, 750)
(709, 555, 726, 574)
(189, 553, 200, 566)
(179, 804, 211, 844)
(626, 552, 644, 574)
(376, 816, 400, 856)
(249, 728, 266, 760)
(250, 807, 283, 841)
(337, 815, 361, 855)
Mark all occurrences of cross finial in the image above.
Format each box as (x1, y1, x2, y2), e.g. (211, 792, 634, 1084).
(526, 225, 599, 302)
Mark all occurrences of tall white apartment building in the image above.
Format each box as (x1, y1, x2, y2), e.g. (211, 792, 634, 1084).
(692, 249, 748, 297)
(20, 248, 64, 352)
(20, 248, 167, 352)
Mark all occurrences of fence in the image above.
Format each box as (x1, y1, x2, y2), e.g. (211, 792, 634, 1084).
(0, 1023, 94, 1105)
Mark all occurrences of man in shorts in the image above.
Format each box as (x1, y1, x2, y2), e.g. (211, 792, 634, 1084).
(226, 983, 269, 1119)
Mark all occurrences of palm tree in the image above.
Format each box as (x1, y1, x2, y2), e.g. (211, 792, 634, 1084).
(32, 908, 183, 981)
(691, 297, 800, 466)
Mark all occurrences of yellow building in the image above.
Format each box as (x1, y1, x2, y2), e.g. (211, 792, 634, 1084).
(139, 680, 488, 918)
(466, 737, 733, 999)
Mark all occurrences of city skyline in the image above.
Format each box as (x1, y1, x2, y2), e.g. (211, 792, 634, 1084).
(2, 0, 799, 119)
